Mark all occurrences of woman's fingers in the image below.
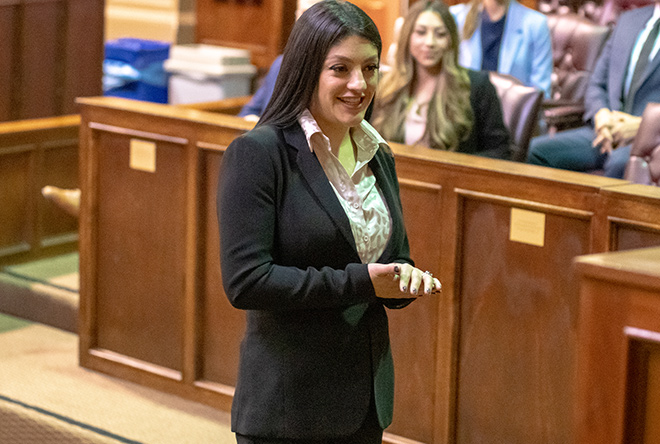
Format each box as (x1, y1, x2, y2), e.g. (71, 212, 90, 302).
(374, 263, 442, 297)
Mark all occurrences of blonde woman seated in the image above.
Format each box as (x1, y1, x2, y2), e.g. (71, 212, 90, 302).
(372, 0, 511, 159)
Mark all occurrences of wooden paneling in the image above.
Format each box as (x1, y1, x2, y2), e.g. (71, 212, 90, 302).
(199, 149, 245, 388)
(0, 0, 103, 122)
(195, 0, 297, 70)
(195, 0, 400, 72)
(456, 196, 587, 444)
(575, 247, 660, 444)
(93, 130, 188, 371)
(0, 2, 19, 120)
(77, 97, 660, 444)
(61, 0, 105, 115)
(0, 115, 80, 265)
(599, 184, 660, 251)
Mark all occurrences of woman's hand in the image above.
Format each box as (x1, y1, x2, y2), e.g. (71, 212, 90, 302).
(368, 263, 441, 299)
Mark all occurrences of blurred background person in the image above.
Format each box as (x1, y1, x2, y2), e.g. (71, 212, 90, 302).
(450, 0, 552, 97)
(238, 0, 322, 121)
(527, 0, 660, 177)
(371, 0, 511, 159)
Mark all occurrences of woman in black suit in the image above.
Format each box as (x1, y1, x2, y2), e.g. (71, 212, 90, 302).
(217, 2, 441, 443)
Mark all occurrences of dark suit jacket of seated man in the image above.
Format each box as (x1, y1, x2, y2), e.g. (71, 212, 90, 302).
(527, 2, 660, 178)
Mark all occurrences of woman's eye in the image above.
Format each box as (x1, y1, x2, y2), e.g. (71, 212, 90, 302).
(365, 64, 379, 72)
(330, 65, 347, 73)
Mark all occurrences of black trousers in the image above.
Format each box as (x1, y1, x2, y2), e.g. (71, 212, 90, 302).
(235, 396, 383, 444)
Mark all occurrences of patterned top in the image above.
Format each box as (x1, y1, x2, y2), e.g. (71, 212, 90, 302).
(298, 109, 392, 264)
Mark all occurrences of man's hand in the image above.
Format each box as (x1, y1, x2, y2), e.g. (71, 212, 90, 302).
(609, 111, 642, 148)
(592, 108, 641, 153)
(593, 108, 614, 153)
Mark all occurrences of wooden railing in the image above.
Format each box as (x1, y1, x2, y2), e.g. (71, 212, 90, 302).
(0, 114, 81, 266)
(75, 97, 660, 444)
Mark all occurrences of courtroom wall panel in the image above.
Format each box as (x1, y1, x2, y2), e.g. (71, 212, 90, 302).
(0, 0, 103, 122)
(195, 0, 297, 70)
(600, 184, 660, 251)
(0, 115, 79, 266)
(200, 148, 245, 389)
(93, 130, 188, 372)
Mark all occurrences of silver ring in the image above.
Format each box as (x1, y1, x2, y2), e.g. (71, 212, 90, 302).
(423, 270, 432, 277)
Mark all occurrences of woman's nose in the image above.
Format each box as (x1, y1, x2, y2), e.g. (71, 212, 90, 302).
(348, 69, 367, 91)
(425, 31, 437, 46)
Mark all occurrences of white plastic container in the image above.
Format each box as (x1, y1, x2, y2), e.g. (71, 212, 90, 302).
(163, 44, 257, 105)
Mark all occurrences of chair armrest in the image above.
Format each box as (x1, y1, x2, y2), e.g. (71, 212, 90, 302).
(543, 104, 586, 132)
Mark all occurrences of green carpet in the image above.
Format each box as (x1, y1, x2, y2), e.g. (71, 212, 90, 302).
(1, 252, 78, 292)
(0, 313, 32, 333)
(0, 253, 79, 332)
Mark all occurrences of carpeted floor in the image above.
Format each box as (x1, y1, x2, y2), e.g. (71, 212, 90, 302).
(0, 253, 79, 332)
(0, 314, 235, 443)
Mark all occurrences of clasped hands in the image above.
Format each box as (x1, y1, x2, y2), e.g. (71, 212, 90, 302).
(592, 108, 642, 154)
(368, 263, 441, 299)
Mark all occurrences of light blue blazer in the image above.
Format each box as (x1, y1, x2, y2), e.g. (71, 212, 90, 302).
(450, 0, 552, 97)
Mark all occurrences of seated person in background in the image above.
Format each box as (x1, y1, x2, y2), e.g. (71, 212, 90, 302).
(238, 0, 320, 121)
(450, 0, 552, 97)
(527, 1, 660, 178)
(371, 0, 511, 160)
(237, 55, 282, 121)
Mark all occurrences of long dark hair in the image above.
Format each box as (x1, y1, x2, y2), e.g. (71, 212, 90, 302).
(258, 0, 382, 128)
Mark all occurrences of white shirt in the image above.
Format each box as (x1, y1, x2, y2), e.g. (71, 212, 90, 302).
(624, 4, 660, 96)
(298, 110, 392, 264)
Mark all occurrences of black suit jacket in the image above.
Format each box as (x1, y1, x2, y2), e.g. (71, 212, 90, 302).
(217, 122, 413, 439)
(460, 69, 512, 159)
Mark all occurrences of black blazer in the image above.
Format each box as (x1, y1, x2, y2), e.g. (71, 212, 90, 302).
(460, 69, 512, 159)
(217, 122, 413, 439)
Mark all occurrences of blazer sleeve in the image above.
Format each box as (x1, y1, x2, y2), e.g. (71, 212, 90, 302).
(583, 31, 615, 124)
(469, 70, 513, 159)
(528, 16, 553, 98)
(217, 127, 379, 312)
(237, 56, 282, 118)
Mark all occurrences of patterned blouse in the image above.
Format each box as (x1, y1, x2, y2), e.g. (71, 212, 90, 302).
(298, 109, 393, 264)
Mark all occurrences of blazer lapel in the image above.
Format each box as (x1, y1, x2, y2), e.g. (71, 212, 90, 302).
(460, 28, 482, 70)
(615, 8, 654, 109)
(636, 46, 660, 93)
(282, 124, 358, 253)
(499, 2, 524, 75)
(368, 150, 400, 262)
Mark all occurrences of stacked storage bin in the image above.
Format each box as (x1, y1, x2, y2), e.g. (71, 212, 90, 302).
(103, 38, 170, 103)
(164, 44, 256, 105)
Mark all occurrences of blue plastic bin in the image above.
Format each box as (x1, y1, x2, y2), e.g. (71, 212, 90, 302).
(103, 38, 170, 103)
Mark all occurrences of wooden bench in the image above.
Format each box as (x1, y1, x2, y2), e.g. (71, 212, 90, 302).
(0, 115, 81, 266)
(75, 96, 660, 444)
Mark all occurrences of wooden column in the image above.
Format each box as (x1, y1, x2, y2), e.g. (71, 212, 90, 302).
(0, 0, 103, 122)
(575, 246, 660, 444)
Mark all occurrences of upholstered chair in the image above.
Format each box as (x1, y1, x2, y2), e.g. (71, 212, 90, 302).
(488, 72, 544, 162)
(537, 0, 653, 25)
(543, 13, 611, 133)
(623, 102, 660, 186)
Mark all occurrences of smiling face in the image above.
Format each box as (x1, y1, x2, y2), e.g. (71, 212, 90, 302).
(408, 10, 450, 72)
(309, 35, 379, 137)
